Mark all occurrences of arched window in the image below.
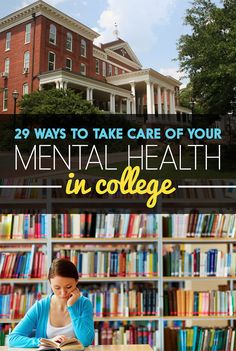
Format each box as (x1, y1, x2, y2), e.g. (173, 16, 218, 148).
(5, 32, 11, 50)
(66, 58, 72, 71)
(25, 23, 31, 43)
(81, 39, 86, 57)
(80, 63, 86, 75)
(23, 51, 30, 72)
(102, 62, 106, 77)
(66, 32, 72, 51)
(23, 83, 29, 96)
(48, 51, 56, 71)
(49, 24, 56, 44)
(4, 58, 10, 74)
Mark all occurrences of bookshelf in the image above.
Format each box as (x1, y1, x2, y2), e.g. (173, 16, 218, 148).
(162, 212, 236, 351)
(0, 212, 160, 349)
(1, 206, 236, 349)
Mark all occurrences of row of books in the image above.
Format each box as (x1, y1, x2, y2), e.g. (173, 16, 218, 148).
(163, 213, 236, 238)
(0, 324, 10, 346)
(83, 286, 159, 317)
(0, 213, 47, 239)
(164, 289, 236, 317)
(165, 326, 236, 351)
(2, 212, 235, 239)
(0, 246, 46, 278)
(0, 322, 158, 348)
(55, 248, 158, 277)
(0, 285, 44, 319)
(52, 213, 159, 238)
(94, 322, 158, 347)
(163, 246, 236, 277)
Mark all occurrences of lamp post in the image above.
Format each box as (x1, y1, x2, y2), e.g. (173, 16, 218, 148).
(12, 89, 19, 149)
(189, 97, 196, 115)
(227, 87, 236, 145)
(227, 111, 233, 145)
(230, 87, 236, 115)
(12, 89, 19, 117)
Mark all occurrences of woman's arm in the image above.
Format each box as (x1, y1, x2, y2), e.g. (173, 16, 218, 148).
(67, 298, 94, 347)
(8, 301, 42, 348)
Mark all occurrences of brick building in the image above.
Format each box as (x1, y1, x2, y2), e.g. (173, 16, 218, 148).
(0, 0, 190, 120)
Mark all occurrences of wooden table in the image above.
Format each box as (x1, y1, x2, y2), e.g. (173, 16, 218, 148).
(0, 345, 153, 351)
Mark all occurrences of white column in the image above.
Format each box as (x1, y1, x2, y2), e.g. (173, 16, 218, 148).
(56, 81, 60, 89)
(169, 90, 174, 114)
(157, 85, 162, 115)
(163, 88, 168, 114)
(126, 99, 131, 114)
(39, 83, 42, 91)
(90, 88, 93, 104)
(59, 81, 64, 89)
(110, 93, 116, 113)
(86, 87, 90, 101)
(113, 94, 116, 113)
(146, 81, 152, 115)
(172, 91, 176, 114)
(110, 93, 113, 113)
(130, 82, 136, 115)
(151, 83, 155, 115)
(119, 98, 123, 113)
(64, 81, 68, 90)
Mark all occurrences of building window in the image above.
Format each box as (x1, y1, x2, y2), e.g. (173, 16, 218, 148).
(3, 88, 8, 111)
(25, 23, 31, 44)
(5, 32, 11, 50)
(49, 24, 56, 44)
(48, 51, 55, 71)
(102, 62, 106, 77)
(108, 64, 112, 76)
(81, 39, 87, 57)
(23, 51, 30, 72)
(95, 59, 100, 74)
(4, 58, 10, 74)
(23, 83, 29, 96)
(114, 67, 118, 75)
(66, 58, 72, 71)
(122, 69, 126, 74)
(80, 63, 86, 75)
(66, 32, 72, 51)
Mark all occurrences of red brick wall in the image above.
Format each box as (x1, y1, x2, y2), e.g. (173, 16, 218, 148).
(90, 57, 106, 82)
(39, 17, 95, 75)
(0, 16, 42, 113)
(0, 14, 140, 114)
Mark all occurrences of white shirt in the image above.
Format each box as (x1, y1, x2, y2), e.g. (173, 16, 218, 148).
(46, 319, 75, 339)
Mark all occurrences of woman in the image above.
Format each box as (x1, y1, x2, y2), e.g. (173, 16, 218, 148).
(9, 258, 94, 348)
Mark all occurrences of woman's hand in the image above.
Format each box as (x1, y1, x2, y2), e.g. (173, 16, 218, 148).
(67, 287, 81, 307)
(51, 335, 68, 344)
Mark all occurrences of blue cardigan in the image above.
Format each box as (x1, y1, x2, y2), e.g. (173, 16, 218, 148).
(9, 294, 94, 348)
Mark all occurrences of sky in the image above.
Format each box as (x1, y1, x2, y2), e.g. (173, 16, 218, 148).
(0, 0, 220, 86)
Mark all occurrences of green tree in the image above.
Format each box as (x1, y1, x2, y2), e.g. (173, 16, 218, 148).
(19, 88, 101, 114)
(177, 0, 236, 114)
(179, 83, 203, 113)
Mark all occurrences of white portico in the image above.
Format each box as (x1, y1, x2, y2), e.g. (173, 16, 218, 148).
(38, 68, 187, 117)
(38, 69, 133, 113)
(107, 68, 181, 116)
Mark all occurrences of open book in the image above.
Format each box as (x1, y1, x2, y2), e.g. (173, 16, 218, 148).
(39, 337, 84, 351)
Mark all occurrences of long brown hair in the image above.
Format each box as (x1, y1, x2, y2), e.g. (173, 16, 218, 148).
(48, 258, 79, 280)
